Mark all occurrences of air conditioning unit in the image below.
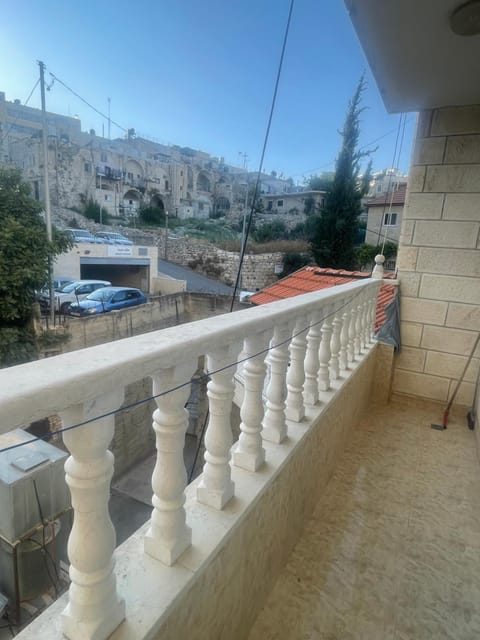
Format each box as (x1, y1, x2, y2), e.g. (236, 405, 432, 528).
(0, 429, 71, 613)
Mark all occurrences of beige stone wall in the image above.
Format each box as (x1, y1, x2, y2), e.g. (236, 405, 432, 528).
(162, 238, 283, 290)
(152, 345, 379, 640)
(365, 203, 403, 245)
(394, 107, 480, 407)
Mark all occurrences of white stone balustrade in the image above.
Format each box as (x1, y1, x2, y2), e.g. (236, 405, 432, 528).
(318, 305, 333, 392)
(329, 311, 342, 381)
(233, 331, 270, 471)
(262, 323, 291, 443)
(355, 298, 363, 356)
(368, 288, 377, 342)
(197, 343, 240, 509)
(348, 302, 357, 363)
(285, 315, 308, 422)
(339, 309, 350, 372)
(145, 362, 196, 565)
(59, 391, 125, 640)
(0, 278, 382, 640)
(304, 312, 322, 405)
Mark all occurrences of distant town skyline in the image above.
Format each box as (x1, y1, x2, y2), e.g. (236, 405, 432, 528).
(1, 0, 416, 181)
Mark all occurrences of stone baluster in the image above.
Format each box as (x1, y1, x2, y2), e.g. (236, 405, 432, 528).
(60, 391, 125, 640)
(368, 286, 377, 342)
(286, 314, 308, 422)
(348, 301, 357, 364)
(303, 312, 322, 405)
(362, 290, 371, 347)
(358, 291, 367, 350)
(329, 309, 343, 381)
(232, 331, 269, 471)
(262, 323, 290, 443)
(145, 361, 196, 565)
(197, 343, 240, 510)
(355, 297, 363, 356)
(339, 307, 350, 372)
(318, 305, 333, 392)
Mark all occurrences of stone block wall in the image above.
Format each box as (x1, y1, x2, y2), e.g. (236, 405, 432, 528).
(395, 106, 480, 407)
(163, 238, 283, 290)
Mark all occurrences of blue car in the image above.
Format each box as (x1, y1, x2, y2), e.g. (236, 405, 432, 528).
(94, 232, 133, 246)
(68, 287, 147, 317)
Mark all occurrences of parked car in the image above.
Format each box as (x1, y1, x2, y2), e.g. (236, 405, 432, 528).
(65, 229, 105, 244)
(94, 232, 133, 246)
(36, 276, 75, 308)
(68, 287, 147, 317)
(52, 279, 112, 314)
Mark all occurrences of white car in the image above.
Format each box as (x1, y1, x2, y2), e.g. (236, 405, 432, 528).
(54, 280, 111, 314)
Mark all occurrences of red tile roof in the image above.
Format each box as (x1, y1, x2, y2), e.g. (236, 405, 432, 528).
(366, 183, 407, 207)
(249, 266, 396, 333)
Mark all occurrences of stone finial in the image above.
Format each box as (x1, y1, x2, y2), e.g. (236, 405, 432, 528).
(372, 254, 385, 279)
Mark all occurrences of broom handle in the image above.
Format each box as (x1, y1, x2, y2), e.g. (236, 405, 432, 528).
(446, 332, 480, 413)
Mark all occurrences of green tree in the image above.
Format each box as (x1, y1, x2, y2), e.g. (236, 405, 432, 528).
(306, 172, 335, 193)
(356, 241, 397, 270)
(282, 252, 311, 276)
(253, 219, 287, 243)
(0, 168, 71, 367)
(310, 77, 374, 269)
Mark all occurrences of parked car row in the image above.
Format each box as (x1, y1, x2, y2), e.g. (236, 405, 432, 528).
(65, 229, 133, 246)
(39, 279, 147, 316)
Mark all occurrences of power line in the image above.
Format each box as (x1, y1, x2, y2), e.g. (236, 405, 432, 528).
(230, 0, 296, 310)
(0, 78, 40, 145)
(48, 70, 128, 134)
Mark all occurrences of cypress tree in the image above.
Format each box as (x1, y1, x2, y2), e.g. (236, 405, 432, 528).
(310, 76, 374, 269)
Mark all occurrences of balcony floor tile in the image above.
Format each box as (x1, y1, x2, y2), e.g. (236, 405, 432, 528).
(248, 399, 480, 640)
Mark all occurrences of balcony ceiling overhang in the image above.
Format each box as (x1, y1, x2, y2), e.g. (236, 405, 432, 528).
(345, 0, 480, 112)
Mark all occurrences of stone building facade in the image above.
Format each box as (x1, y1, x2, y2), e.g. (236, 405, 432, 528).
(0, 91, 293, 226)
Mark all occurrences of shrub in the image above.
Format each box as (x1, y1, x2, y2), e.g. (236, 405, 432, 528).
(83, 197, 109, 224)
(139, 206, 165, 226)
(282, 252, 312, 276)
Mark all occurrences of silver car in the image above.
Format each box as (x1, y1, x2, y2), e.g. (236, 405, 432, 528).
(53, 279, 111, 314)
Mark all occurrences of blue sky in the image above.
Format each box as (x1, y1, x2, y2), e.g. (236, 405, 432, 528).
(1, 0, 415, 182)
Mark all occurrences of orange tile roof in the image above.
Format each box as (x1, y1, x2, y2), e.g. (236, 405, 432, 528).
(366, 183, 407, 207)
(250, 266, 396, 333)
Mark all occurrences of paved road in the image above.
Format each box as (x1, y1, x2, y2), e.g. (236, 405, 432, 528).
(158, 259, 235, 295)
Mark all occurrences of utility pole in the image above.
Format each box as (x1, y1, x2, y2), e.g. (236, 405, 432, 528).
(107, 97, 111, 140)
(238, 152, 249, 294)
(38, 60, 55, 325)
(164, 210, 169, 260)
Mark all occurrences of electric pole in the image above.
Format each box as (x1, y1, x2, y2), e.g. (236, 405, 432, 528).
(38, 60, 55, 324)
(238, 152, 249, 294)
(108, 97, 111, 140)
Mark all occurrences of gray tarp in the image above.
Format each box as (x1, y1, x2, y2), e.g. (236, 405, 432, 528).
(375, 288, 401, 351)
